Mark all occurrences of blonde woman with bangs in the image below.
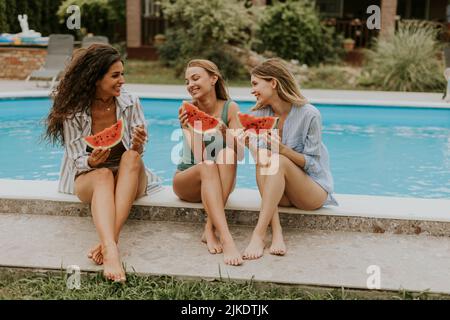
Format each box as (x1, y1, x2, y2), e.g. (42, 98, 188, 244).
(241, 58, 338, 260)
(173, 59, 243, 266)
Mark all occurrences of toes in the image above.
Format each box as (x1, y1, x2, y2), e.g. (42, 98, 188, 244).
(93, 252, 103, 265)
(104, 272, 113, 281)
(225, 256, 243, 266)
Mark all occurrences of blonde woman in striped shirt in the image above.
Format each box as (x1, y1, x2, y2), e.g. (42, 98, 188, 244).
(44, 45, 160, 282)
(241, 59, 337, 260)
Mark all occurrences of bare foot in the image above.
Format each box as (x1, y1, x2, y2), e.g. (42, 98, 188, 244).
(88, 244, 103, 265)
(243, 234, 265, 260)
(201, 228, 223, 254)
(269, 231, 286, 256)
(102, 243, 126, 282)
(222, 240, 243, 266)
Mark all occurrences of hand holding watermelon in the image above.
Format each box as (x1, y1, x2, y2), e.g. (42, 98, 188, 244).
(216, 120, 228, 138)
(263, 130, 285, 154)
(88, 147, 111, 168)
(178, 108, 190, 130)
(131, 125, 147, 152)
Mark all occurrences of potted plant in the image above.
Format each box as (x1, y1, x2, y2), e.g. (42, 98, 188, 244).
(343, 38, 355, 52)
(153, 34, 166, 45)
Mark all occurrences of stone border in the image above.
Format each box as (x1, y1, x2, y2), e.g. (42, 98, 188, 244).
(2, 198, 450, 237)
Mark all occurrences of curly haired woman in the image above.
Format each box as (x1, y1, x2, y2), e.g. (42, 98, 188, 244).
(44, 44, 160, 282)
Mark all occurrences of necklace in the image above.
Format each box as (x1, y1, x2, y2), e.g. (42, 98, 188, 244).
(95, 97, 115, 112)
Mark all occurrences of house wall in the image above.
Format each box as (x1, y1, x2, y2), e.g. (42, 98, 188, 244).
(126, 0, 142, 48)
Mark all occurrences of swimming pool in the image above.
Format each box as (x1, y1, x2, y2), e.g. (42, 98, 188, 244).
(0, 97, 449, 199)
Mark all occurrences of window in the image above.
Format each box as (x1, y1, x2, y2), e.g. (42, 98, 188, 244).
(316, 0, 344, 17)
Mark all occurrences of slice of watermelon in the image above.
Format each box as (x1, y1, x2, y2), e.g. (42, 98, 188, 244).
(84, 119, 124, 149)
(237, 112, 279, 135)
(181, 101, 220, 134)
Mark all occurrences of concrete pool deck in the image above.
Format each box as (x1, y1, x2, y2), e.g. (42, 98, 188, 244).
(1, 81, 450, 294)
(1, 179, 450, 294)
(1, 80, 449, 108)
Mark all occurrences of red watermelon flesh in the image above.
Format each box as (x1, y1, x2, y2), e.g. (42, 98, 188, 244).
(182, 101, 220, 134)
(84, 119, 124, 149)
(237, 112, 279, 135)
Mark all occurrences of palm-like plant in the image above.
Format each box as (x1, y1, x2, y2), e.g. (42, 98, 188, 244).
(361, 21, 445, 92)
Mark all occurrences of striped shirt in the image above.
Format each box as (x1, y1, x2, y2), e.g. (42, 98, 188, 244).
(58, 89, 161, 195)
(251, 103, 338, 206)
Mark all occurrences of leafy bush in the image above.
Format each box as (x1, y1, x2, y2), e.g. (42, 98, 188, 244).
(158, 0, 252, 80)
(57, 0, 125, 42)
(0, 0, 7, 32)
(0, 0, 65, 35)
(360, 21, 445, 92)
(255, 0, 341, 66)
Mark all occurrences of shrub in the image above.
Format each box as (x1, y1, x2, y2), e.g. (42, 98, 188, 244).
(0, 0, 8, 32)
(158, 0, 252, 80)
(0, 0, 65, 35)
(360, 20, 445, 92)
(57, 0, 125, 42)
(255, 0, 341, 66)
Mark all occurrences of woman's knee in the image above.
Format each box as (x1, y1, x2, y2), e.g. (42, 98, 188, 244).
(92, 168, 115, 185)
(271, 153, 291, 174)
(120, 150, 141, 172)
(198, 161, 219, 179)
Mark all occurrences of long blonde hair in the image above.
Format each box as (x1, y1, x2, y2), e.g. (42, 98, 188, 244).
(251, 58, 307, 111)
(186, 59, 230, 101)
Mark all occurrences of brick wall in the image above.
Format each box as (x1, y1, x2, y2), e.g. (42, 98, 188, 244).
(0, 47, 46, 80)
(380, 0, 398, 38)
(126, 0, 142, 48)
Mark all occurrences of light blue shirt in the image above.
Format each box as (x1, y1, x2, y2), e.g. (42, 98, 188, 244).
(251, 103, 338, 206)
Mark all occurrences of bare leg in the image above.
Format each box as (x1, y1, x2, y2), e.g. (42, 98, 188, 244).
(113, 150, 147, 241)
(201, 147, 237, 253)
(89, 151, 148, 265)
(255, 166, 289, 256)
(173, 162, 243, 266)
(243, 154, 327, 260)
(74, 168, 125, 282)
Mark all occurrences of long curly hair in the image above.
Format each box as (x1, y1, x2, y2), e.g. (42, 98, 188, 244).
(44, 44, 122, 146)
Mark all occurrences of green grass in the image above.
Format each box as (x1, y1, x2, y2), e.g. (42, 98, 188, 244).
(300, 65, 363, 90)
(124, 60, 182, 85)
(123, 60, 368, 91)
(124, 60, 250, 87)
(123, 59, 445, 93)
(1, 268, 447, 300)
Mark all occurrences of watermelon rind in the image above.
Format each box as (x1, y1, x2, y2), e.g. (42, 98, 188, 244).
(84, 118, 124, 149)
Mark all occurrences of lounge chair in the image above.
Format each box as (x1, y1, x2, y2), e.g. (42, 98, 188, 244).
(26, 34, 74, 88)
(81, 35, 109, 48)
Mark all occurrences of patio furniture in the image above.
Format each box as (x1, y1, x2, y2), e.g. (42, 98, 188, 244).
(81, 35, 109, 48)
(25, 34, 74, 88)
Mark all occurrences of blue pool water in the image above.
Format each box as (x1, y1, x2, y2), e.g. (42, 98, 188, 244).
(0, 97, 449, 199)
